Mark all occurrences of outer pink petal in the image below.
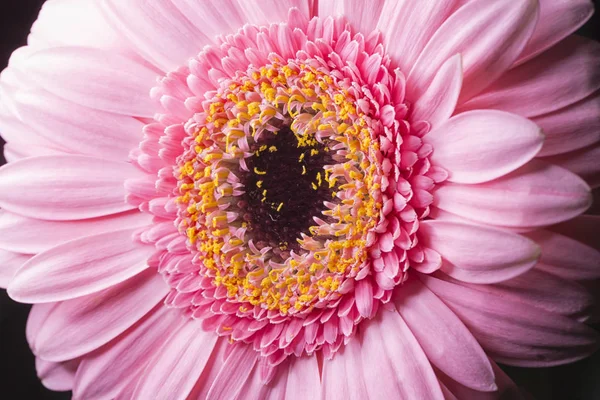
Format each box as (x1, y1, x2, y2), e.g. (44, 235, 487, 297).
(534, 92, 600, 157)
(421, 274, 600, 367)
(234, 360, 289, 400)
(285, 356, 321, 400)
(419, 220, 540, 284)
(0, 249, 29, 288)
(516, 0, 594, 64)
(394, 279, 496, 392)
(377, 0, 459, 76)
(31, 269, 168, 362)
(12, 90, 144, 162)
(462, 269, 595, 321)
(322, 337, 369, 400)
(205, 344, 258, 399)
(358, 307, 445, 399)
(526, 229, 600, 280)
(19, 46, 158, 117)
(433, 160, 592, 228)
(411, 54, 463, 129)
(407, 0, 538, 102)
(8, 229, 154, 303)
(99, 0, 210, 72)
(239, 0, 312, 26)
(425, 110, 543, 184)
(3, 142, 68, 162)
(73, 305, 187, 399)
(0, 155, 142, 220)
(460, 36, 600, 117)
(319, 0, 386, 36)
(26, 303, 56, 354)
(36, 358, 79, 392)
(541, 143, 600, 189)
(0, 210, 151, 254)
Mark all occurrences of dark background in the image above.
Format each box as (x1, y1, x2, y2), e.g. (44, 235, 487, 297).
(0, 1, 599, 399)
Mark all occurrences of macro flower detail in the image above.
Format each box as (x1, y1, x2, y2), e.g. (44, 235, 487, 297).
(0, 0, 599, 399)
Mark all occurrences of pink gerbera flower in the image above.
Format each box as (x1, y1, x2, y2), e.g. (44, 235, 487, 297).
(1, 0, 599, 398)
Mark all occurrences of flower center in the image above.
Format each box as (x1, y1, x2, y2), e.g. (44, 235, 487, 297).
(240, 125, 333, 256)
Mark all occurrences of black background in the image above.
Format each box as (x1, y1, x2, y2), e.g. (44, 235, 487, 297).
(0, 1, 599, 399)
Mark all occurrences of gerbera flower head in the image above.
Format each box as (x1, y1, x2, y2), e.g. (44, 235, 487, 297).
(0, 0, 599, 399)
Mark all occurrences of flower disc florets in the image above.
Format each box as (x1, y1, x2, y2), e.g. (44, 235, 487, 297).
(134, 10, 441, 364)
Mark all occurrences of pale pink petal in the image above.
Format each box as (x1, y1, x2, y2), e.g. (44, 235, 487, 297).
(461, 269, 594, 321)
(407, 0, 538, 102)
(205, 344, 258, 399)
(3, 142, 67, 162)
(285, 355, 321, 400)
(419, 220, 540, 284)
(8, 229, 154, 303)
(29, 0, 132, 52)
(26, 303, 56, 353)
(169, 0, 246, 42)
(541, 143, 600, 189)
(377, 0, 459, 76)
(36, 358, 79, 392)
(0, 210, 151, 254)
(99, 0, 210, 72)
(394, 279, 496, 391)
(322, 333, 369, 400)
(358, 306, 445, 399)
(411, 54, 463, 129)
(238, 0, 312, 26)
(132, 317, 217, 400)
(534, 92, 600, 157)
(516, 0, 595, 64)
(0, 155, 142, 220)
(0, 108, 60, 155)
(425, 110, 543, 184)
(421, 274, 599, 367)
(20, 46, 158, 117)
(234, 360, 289, 400)
(319, 0, 385, 35)
(73, 305, 187, 399)
(460, 36, 600, 117)
(12, 90, 144, 162)
(433, 160, 592, 228)
(186, 339, 229, 400)
(0, 249, 29, 289)
(31, 269, 168, 362)
(525, 229, 600, 280)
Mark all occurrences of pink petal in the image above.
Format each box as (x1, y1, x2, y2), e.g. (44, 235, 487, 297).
(31, 269, 168, 362)
(411, 54, 463, 129)
(205, 344, 258, 399)
(421, 274, 599, 367)
(26, 303, 55, 353)
(377, 0, 459, 76)
(525, 229, 600, 280)
(99, 0, 209, 72)
(0, 155, 142, 220)
(460, 35, 600, 117)
(516, 0, 595, 64)
(322, 332, 369, 400)
(237, 0, 312, 26)
(20, 46, 157, 117)
(8, 229, 154, 303)
(407, 0, 538, 102)
(534, 92, 600, 157)
(169, 0, 246, 43)
(233, 359, 289, 400)
(394, 279, 496, 392)
(550, 215, 600, 251)
(541, 143, 600, 189)
(419, 220, 540, 284)
(0, 210, 150, 254)
(73, 305, 188, 399)
(319, 0, 385, 36)
(433, 160, 592, 227)
(132, 319, 218, 400)
(355, 278, 374, 318)
(285, 355, 321, 400)
(425, 110, 543, 184)
(0, 249, 29, 289)
(358, 306, 445, 399)
(12, 90, 144, 162)
(463, 268, 594, 320)
(36, 358, 79, 392)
